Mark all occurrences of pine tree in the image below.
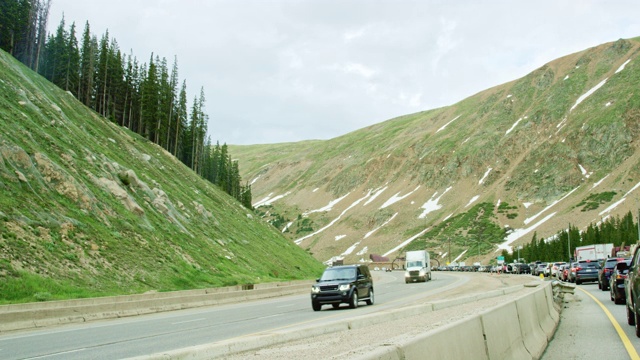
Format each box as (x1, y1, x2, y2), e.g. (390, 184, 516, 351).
(173, 80, 188, 158)
(165, 56, 179, 151)
(64, 21, 79, 94)
(0, 0, 32, 56)
(95, 31, 110, 117)
(141, 54, 159, 140)
(78, 21, 96, 106)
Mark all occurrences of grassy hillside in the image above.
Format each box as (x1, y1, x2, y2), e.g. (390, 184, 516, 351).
(231, 37, 640, 265)
(0, 49, 324, 304)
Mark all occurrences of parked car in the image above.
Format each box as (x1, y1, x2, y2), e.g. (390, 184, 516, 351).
(599, 257, 626, 291)
(544, 263, 553, 277)
(560, 264, 570, 281)
(610, 260, 631, 304)
(575, 260, 600, 285)
(568, 262, 579, 283)
(311, 264, 374, 311)
(551, 262, 566, 278)
(533, 262, 548, 276)
(626, 246, 640, 336)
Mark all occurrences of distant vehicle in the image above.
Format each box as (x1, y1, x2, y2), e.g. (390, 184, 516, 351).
(568, 262, 579, 283)
(404, 250, 431, 283)
(534, 263, 548, 276)
(610, 260, 631, 304)
(544, 263, 554, 277)
(559, 264, 570, 281)
(310, 264, 374, 311)
(551, 262, 566, 278)
(575, 260, 600, 285)
(511, 263, 529, 274)
(575, 243, 614, 261)
(626, 246, 640, 336)
(599, 258, 626, 291)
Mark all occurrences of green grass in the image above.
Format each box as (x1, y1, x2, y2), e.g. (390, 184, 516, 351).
(575, 191, 617, 212)
(0, 49, 325, 304)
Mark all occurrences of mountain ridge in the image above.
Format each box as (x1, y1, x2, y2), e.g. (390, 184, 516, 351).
(230, 37, 640, 265)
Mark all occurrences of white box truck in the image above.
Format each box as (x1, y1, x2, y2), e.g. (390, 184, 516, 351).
(404, 250, 431, 283)
(574, 243, 614, 261)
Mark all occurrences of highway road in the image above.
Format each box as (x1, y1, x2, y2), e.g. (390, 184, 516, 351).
(0, 271, 464, 360)
(543, 281, 640, 359)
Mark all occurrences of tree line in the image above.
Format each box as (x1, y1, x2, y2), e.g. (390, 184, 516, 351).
(0, 0, 252, 209)
(500, 211, 639, 263)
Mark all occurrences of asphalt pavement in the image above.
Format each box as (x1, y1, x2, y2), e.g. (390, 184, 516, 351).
(542, 282, 639, 360)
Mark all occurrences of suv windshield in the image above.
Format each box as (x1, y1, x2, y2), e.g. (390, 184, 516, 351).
(319, 267, 356, 281)
(605, 260, 619, 268)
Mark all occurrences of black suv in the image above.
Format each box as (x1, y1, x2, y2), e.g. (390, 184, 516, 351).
(311, 264, 374, 311)
(599, 257, 625, 291)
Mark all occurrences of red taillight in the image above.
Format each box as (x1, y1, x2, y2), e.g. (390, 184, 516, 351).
(575, 267, 582, 271)
(616, 274, 628, 280)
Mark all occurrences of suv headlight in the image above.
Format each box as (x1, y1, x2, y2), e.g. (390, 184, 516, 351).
(338, 284, 351, 291)
(311, 285, 320, 293)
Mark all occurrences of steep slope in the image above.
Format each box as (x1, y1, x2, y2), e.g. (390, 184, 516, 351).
(0, 49, 324, 304)
(231, 37, 640, 266)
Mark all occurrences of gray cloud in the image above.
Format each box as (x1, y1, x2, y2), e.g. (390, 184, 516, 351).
(48, 0, 640, 145)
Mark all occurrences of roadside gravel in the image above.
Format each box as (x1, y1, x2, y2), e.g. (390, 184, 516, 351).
(223, 273, 545, 359)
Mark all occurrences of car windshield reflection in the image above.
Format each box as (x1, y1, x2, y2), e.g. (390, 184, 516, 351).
(320, 268, 356, 281)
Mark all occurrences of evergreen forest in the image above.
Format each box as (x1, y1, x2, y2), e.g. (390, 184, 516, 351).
(500, 211, 640, 264)
(0, 0, 252, 208)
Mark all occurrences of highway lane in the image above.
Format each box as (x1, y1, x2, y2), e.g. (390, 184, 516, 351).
(543, 281, 640, 359)
(0, 271, 464, 360)
(579, 282, 640, 357)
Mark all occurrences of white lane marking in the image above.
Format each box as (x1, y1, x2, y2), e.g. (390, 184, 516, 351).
(171, 318, 206, 325)
(258, 314, 283, 320)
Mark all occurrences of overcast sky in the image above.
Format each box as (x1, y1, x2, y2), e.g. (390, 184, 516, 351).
(47, 1, 640, 145)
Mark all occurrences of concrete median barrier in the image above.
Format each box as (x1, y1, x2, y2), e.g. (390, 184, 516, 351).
(482, 301, 531, 359)
(515, 293, 547, 359)
(348, 281, 558, 360)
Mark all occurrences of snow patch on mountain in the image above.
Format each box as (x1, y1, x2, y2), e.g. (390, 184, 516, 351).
(525, 187, 579, 225)
(295, 191, 372, 245)
(383, 227, 430, 257)
(465, 195, 480, 207)
(304, 192, 351, 215)
(505, 118, 524, 135)
(365, 212, 398, 239)
(616, 59, 632, 73)
(254, 192, 291, 207)
(364, 186, 388, 206)
(479, 168, 492, 185)
(436, 115, 461, 133)
(418, 187, 452, 219)
(380, 185, 420, 209)
(570, 78, 607, 112)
